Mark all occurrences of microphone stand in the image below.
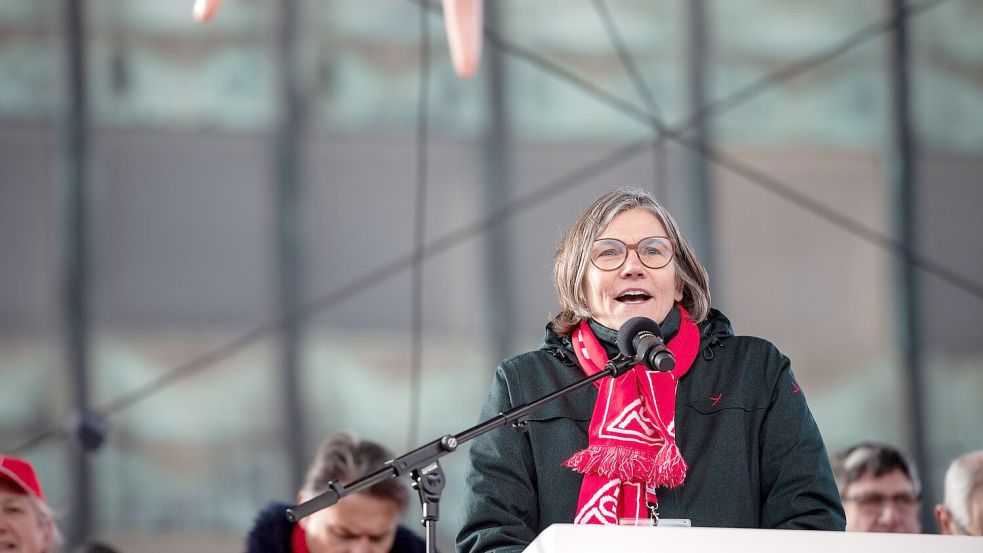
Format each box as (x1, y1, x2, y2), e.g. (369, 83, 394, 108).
(285, 354, 637, 553)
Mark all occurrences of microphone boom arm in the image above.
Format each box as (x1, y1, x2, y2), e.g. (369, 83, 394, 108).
(285, 355, 634, 552)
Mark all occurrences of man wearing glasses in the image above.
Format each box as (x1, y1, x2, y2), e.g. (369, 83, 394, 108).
(831, 442, 921, 533)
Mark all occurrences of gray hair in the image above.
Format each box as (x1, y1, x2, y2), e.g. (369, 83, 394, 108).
(301, 431, 409, 512)
(942, 450, 983, 528)
(28, 495, 63, 552)
(831, 442, 921, 497)
(551, 186, 711, 335)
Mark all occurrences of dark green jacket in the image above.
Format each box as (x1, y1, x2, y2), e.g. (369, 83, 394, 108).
(456, 308, 845, 553)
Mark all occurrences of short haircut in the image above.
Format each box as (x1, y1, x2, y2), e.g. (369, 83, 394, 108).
(301, 431, 409, 512)
(942, 450, 983, 528)
(551, 186, 711, 335)
(831, 441, 921, 497)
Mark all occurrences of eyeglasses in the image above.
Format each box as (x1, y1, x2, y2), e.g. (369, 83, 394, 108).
(842, 492, 920, 513)
(590, 236, 674, 271)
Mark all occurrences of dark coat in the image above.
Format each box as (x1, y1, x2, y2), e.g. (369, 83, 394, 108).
(246, 502, 426, 553)
(456, 308, 845, 553)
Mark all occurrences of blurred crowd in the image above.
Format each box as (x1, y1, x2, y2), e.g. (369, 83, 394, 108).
(2, 437, 981, 553)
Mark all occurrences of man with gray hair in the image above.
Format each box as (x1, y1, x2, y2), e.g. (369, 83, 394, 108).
(935, 450, 983, 536)
(831, 442, 921, 533)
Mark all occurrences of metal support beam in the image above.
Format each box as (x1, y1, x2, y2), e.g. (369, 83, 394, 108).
(62, 0, 92, 546)
(276, 0, 307, 492)
(887, 0, 930, 529)
(685, 0, 716, 283)
(482, 0, 514, 362)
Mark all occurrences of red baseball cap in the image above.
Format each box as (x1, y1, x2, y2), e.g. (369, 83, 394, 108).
(0, 455, 45, 501)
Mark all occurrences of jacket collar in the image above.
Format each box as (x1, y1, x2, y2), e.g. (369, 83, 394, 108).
(701, 308, 734, 342)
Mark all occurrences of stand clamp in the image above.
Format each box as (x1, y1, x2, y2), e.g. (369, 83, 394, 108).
(412, 461, 446, 552)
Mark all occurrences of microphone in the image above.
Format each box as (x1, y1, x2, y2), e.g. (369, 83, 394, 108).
(616, 317, 675, 372)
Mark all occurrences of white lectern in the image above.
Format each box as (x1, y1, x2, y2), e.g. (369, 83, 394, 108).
(523, 524, 980, 553)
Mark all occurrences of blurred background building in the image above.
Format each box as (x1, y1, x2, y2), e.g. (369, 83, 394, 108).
(1, 0, 981, 551)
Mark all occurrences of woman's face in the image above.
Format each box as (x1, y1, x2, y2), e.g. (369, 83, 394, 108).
(583, 208, 682, 330)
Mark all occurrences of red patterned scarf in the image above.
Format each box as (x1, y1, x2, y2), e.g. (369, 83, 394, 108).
(563, 305, 700, 524)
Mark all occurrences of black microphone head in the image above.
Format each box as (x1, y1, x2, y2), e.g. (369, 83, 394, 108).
(616, 316, 664, 358)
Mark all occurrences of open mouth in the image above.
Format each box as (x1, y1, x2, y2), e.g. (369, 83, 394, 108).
(616, 291, 652, 304)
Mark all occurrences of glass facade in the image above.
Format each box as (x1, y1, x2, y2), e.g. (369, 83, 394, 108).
(1, 1, 981, 550)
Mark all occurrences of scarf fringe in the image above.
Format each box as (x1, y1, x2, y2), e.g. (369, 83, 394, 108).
(563, 443, 688, 489)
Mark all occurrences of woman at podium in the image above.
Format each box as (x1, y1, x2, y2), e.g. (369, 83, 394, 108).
(457, 187, 845, 552)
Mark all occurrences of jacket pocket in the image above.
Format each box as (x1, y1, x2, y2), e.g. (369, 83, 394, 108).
(684, 392, 768, 415)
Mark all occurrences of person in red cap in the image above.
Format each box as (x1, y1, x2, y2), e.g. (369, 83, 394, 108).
(0, 455, 62, 553)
